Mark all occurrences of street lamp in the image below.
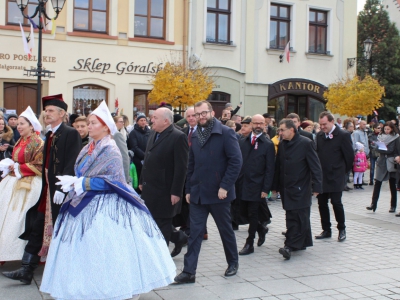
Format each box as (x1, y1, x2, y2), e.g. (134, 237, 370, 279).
(16, 0, 66, 115)
(363, 38, 373, 74)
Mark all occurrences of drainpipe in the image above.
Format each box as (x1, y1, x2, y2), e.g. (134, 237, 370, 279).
(183, 0, 187, 69)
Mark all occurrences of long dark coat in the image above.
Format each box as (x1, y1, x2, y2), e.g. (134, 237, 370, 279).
(275, 133, 323, 211)
(236, 134, 275, 202)
(140, 124, 189, 219)
(20, 122, 81, 239)
(186, 119, 242, 204)
(316, 126, 354, 193)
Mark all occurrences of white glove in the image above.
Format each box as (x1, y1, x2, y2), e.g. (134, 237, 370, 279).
(53, 190, 66, 205)
(0, 158, 13, 177)
(56, 175, 79, 193)
(1, 168, 10, 178)
(13, 163, 22, 179)
(74, 177, 85, 196)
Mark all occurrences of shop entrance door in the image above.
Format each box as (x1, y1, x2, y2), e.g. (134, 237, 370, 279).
(4, 83, 38, 114)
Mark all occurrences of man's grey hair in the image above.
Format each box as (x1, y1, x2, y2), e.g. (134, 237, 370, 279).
(185, 107, 194, 117)
(279, 118, 298, 133)
(162, 108, 174, 124)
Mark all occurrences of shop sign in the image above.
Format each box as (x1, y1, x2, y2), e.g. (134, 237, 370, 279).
(269, 78, 327, 100)
(0, 52, 56, 71)
(70, 58, 163, 75)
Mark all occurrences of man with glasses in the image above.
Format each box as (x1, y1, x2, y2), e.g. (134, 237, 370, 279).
(274, 119, 322, 260)
(174, 101, 242, 283)
(236, 114, 275, 256)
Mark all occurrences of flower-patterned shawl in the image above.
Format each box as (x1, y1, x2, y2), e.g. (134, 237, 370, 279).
(12, 132, 44, 177)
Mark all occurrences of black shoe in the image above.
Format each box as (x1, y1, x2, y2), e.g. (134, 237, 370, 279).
(396, 212, 400, 217)
(239, 244, 254, 255)
(281, 231, 286, 236)
(369, 182, 374, 186)
(171, 233, 188, 257)
(344, 186, 350, 191)
(2, 252, 40, 285)
(354, 184, 359, 189)
(174, 271, 195, 284)
(257, 226, 269, 247)
(389, 207, 396, 213)
(359, 185, 364, 190)
(279, 246, 291, 260)
(366, 203, 377, 212)
(315, 230, 332, 239)
(224, 263, 238, 277)
(338, 230, 346, 242)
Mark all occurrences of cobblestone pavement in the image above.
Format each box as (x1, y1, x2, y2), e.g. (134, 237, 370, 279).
(1, 177, 400, 300)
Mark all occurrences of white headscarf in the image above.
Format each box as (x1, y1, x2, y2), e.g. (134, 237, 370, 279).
(91, 101, 118, 135)
(20, 106, 42, 133)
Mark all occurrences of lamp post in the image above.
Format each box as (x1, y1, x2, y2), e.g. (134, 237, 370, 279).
(363, 38, 373, 75)
(16, 0, 66, 115)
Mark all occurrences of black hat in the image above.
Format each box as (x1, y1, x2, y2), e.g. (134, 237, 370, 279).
(69, 114, 79, 125)
(262, 113, 272, 118)
(136, 115, 147, 122)
(241, 116, 252, 124)
(42, 94, 68, 111)
(7, 113, 18, 121)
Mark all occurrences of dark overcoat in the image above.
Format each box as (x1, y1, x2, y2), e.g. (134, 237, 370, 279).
(236, 134, 275, 202)
(140, 124, 189, 219)
(20, 122, 81, 239)
(186, 119, 242, 204)
(275, 133, 323, 211)
(316, 126, 354, 193)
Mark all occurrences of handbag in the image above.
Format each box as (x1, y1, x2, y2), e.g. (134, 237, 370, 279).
(386, 157, 396, 173)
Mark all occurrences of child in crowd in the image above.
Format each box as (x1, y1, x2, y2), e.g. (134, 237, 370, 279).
(353, 142, 368, 189)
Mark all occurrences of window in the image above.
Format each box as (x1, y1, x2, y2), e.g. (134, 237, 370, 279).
(7, 0, 41, 26)
(74, 0, 108, 33)
(206, 0, 231, 44)
(309, 10, 328, 54)
(134, 0, 166, 39)
(73, 85, 108, 115)
(134, 90, 157, 116)
(269, 3, 290, 49)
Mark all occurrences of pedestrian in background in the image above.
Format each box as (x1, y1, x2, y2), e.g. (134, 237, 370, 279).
(368, 123, 381, 185)
(353, 142, 368, 189)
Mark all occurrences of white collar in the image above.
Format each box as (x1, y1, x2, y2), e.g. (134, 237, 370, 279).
(327, 125, 336, 136)
(50, 122, 62, 133)
(250, 132, 263, 140)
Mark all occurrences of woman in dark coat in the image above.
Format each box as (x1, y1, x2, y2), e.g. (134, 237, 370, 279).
(367, 122, 399, 213)
(0, 119, 15, 162)
(127, 115, 150, 188)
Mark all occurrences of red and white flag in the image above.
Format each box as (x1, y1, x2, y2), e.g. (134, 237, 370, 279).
(19, 23, 30, 57)
(29, 23, 35, 58)
(284, 41, 290, 63)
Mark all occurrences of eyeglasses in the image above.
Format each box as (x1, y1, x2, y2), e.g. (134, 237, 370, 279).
(194, 111, 211, 118)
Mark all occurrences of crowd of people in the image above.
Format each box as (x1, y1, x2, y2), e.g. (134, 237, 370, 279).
(0, 98, 399, 299)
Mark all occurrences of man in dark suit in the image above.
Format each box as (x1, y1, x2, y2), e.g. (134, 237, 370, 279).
(237, 114, 275, 256)
(274, 119, 323, 259)
(3, 94, 81, 284)
(174, 101, 242, 284)
(139, 107, 189, 250)
(287, 113, 313, 141)
(315, 112, 354, 242)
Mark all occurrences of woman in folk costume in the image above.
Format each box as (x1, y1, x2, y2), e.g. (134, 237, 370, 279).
(40, 101, 176, 300)
(0, 107, 44, 262)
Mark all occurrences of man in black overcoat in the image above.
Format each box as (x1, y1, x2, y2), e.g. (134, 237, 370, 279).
(174, 101, 242, 284)
(274, 119, 322, 260)
(139, 107, 189, 249)
(237, 114, 275, 255)
(3, 94, 81, 284)
(315, 112, 354, 242)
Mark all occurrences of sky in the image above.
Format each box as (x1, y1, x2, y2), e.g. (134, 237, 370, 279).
(358, 0, 367, 12)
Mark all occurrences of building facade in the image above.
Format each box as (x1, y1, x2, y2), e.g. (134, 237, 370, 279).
(0, 0, 357, 122)
(190, 0, 358, 120)
(0, 0, 186, 119)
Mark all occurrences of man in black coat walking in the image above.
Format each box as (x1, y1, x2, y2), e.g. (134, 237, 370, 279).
(139, 107, 189, 249)
(237, 114, 275, 255)
(315, 112, 354, 242)
(274, 119, 323, 260)
(174, 101, 242, 284)
(3, 94, 81, 284)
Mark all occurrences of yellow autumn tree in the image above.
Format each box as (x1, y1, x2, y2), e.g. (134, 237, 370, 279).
(148, 61, 215, 108)
(324, 75, 385, 117)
